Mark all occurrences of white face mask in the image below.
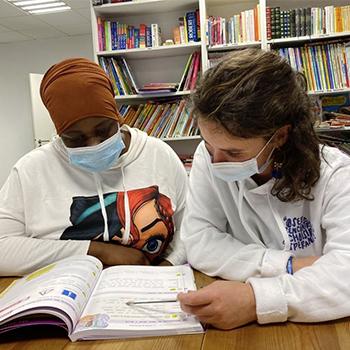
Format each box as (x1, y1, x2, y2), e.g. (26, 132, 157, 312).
(209, 134, 275, 182)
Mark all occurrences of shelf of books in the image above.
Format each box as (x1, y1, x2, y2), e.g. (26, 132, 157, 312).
(204, 1, 262, 54)
(91, 0, 204, 153)
(90, 0, 350, 158)
(119, 100, 200, 139)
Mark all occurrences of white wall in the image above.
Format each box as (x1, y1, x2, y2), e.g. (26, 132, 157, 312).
(0, 34, 93, 187)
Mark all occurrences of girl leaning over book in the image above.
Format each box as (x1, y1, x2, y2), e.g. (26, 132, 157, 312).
(0, 58, 187, 276)
(178, 48, 350, 329)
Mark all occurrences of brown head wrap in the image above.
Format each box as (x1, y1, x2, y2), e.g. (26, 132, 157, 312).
(40, 57, 121, 135)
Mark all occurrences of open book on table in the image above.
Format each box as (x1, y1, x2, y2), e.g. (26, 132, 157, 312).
(0, 255, 203, 341)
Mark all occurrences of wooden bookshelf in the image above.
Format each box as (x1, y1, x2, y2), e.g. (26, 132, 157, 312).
(93, 0, 199, 16)
(97, 42, 202, 59)
(115, 90, 191, 103)
(208, 41, 261, 51)
(90, 0, 350, 153)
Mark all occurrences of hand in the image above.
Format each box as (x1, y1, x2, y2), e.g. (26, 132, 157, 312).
(177, 280, 257, 330)
(88, 241, 150, 266)
(157, 259, 173, 266)
(293, 256, 319, 272)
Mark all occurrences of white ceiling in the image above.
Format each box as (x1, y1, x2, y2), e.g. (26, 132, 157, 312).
(0, 0, 92, 43)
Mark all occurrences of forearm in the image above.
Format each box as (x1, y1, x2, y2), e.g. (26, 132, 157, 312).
(0, 236, 90, 276)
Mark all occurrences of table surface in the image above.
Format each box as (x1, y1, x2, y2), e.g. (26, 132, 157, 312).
(0, 272, 349, 350)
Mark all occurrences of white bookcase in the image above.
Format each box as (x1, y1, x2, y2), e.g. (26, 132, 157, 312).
(90, 0, 350, 154)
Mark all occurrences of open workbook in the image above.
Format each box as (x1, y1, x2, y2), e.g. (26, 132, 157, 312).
(0, 256, 203, 341)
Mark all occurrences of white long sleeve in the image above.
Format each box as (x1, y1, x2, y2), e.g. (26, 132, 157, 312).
(0, 168, 90, 276)
(248, 164, 350, 323)
(181, 143, 291, 281)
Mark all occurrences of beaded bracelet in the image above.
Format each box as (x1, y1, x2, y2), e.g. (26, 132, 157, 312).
(286, 256, 293, 275)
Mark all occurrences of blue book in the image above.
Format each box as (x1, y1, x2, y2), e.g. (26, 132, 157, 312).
(111, 21, 118, 50)
(310, 46, 321, 91)
(109, 58, 125, 95)
(134, 28, 140, 48)
(186, 12, 197, 42)
(146, 26, 152, 47)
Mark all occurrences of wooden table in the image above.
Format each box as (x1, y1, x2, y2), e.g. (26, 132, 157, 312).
(1, 273, 350, 350)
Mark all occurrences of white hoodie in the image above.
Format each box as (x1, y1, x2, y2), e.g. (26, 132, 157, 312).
(181, 141, 350, 324)
(0, 125, 187, 276)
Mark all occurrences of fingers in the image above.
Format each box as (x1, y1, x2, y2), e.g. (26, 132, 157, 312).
(180, 303, 215, 318)
(177, 288, 213, 306)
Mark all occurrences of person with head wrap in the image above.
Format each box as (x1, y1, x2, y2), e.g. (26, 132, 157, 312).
(0, 58, 187, 276)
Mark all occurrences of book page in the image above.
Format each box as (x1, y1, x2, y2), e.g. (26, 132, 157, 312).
(73, 265, 203, 337)
(0, 255, 102, 333)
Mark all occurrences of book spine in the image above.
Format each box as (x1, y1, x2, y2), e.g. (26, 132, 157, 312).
(196, 9, 201, 41)
(186, 11, 197, 42)
(266, 6, 272, 40)
(146, 26, 152, 47)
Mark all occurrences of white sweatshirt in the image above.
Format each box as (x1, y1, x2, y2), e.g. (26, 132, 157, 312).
(181, 141, 350, 324)
(0, 125, 187, 276)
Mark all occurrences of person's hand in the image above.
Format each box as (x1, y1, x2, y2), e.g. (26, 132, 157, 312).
(293, 256, 319, 272)
(88, 241, 150, 266)
(177, 280, 257, 330)
(157, 259, 173, 266)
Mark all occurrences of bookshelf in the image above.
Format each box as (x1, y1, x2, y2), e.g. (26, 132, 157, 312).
(90, 0, 350, 157)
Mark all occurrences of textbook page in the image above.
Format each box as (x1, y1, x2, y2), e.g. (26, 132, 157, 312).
(71, 265, 203, 341)
(0, 256, 102, 334)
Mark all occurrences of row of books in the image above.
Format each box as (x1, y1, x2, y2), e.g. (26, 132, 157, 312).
(98, 56, 137, 95)
(119, 100, 199, 139)
(267, 5, 350, 40)
(206, 6, 261, 46)
(178, 52, 201, 91)
(173, 10, 201, 45)
(97, 18, 162, 51)
(99, 52, 201, 95)
(278, 42, 350, 92)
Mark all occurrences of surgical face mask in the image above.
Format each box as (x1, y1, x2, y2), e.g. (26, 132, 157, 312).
(210, 134, 275, 182)
(65, 128, 125, 173)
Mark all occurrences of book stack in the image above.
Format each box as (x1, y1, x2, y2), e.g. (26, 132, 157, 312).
(267, 5, 350, 40)
(278, 41, 350, 92)
(173, 10, 201, 44)
(139, 83, 179, 94)
(119, 100, 199, 139)
(178, 52, 201, 91)
(179, 154, 194, 175)
(97, 18, 162, 51)
(206, 5, 261, 46)
(98, 56, 138, 95)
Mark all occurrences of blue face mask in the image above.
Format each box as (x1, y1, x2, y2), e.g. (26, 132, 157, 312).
(65, 128, 125, 173)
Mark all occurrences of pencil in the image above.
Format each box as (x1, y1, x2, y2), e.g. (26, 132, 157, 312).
(126, 299, 178, 305)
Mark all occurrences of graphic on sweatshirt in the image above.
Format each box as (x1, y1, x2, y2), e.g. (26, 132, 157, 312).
(283, 216, 316, 251)
(61, 186, 174, 262)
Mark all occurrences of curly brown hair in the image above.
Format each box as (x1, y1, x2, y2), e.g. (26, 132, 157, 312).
(192, 48, 322, 202)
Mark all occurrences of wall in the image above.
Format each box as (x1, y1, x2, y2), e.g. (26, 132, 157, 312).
(0, 34, 93, 186)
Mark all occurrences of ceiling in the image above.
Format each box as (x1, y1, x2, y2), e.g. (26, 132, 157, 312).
(0, 0, 92, 43)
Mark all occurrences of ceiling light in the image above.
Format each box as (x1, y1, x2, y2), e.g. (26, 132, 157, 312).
(28, 5, 70, 14)
(13, 0, 58, 6)
(7, 0, 71, 15)
(22, 2, 66, 10)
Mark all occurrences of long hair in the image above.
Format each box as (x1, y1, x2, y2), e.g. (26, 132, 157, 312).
(192, 48, 321, 202)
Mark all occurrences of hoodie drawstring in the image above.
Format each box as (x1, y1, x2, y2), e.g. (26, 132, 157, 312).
(93, 173, 110, 242)
(121, 166, 131, 245)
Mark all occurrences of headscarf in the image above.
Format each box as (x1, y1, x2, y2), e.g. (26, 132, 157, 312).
(40, 57, 121, 135)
